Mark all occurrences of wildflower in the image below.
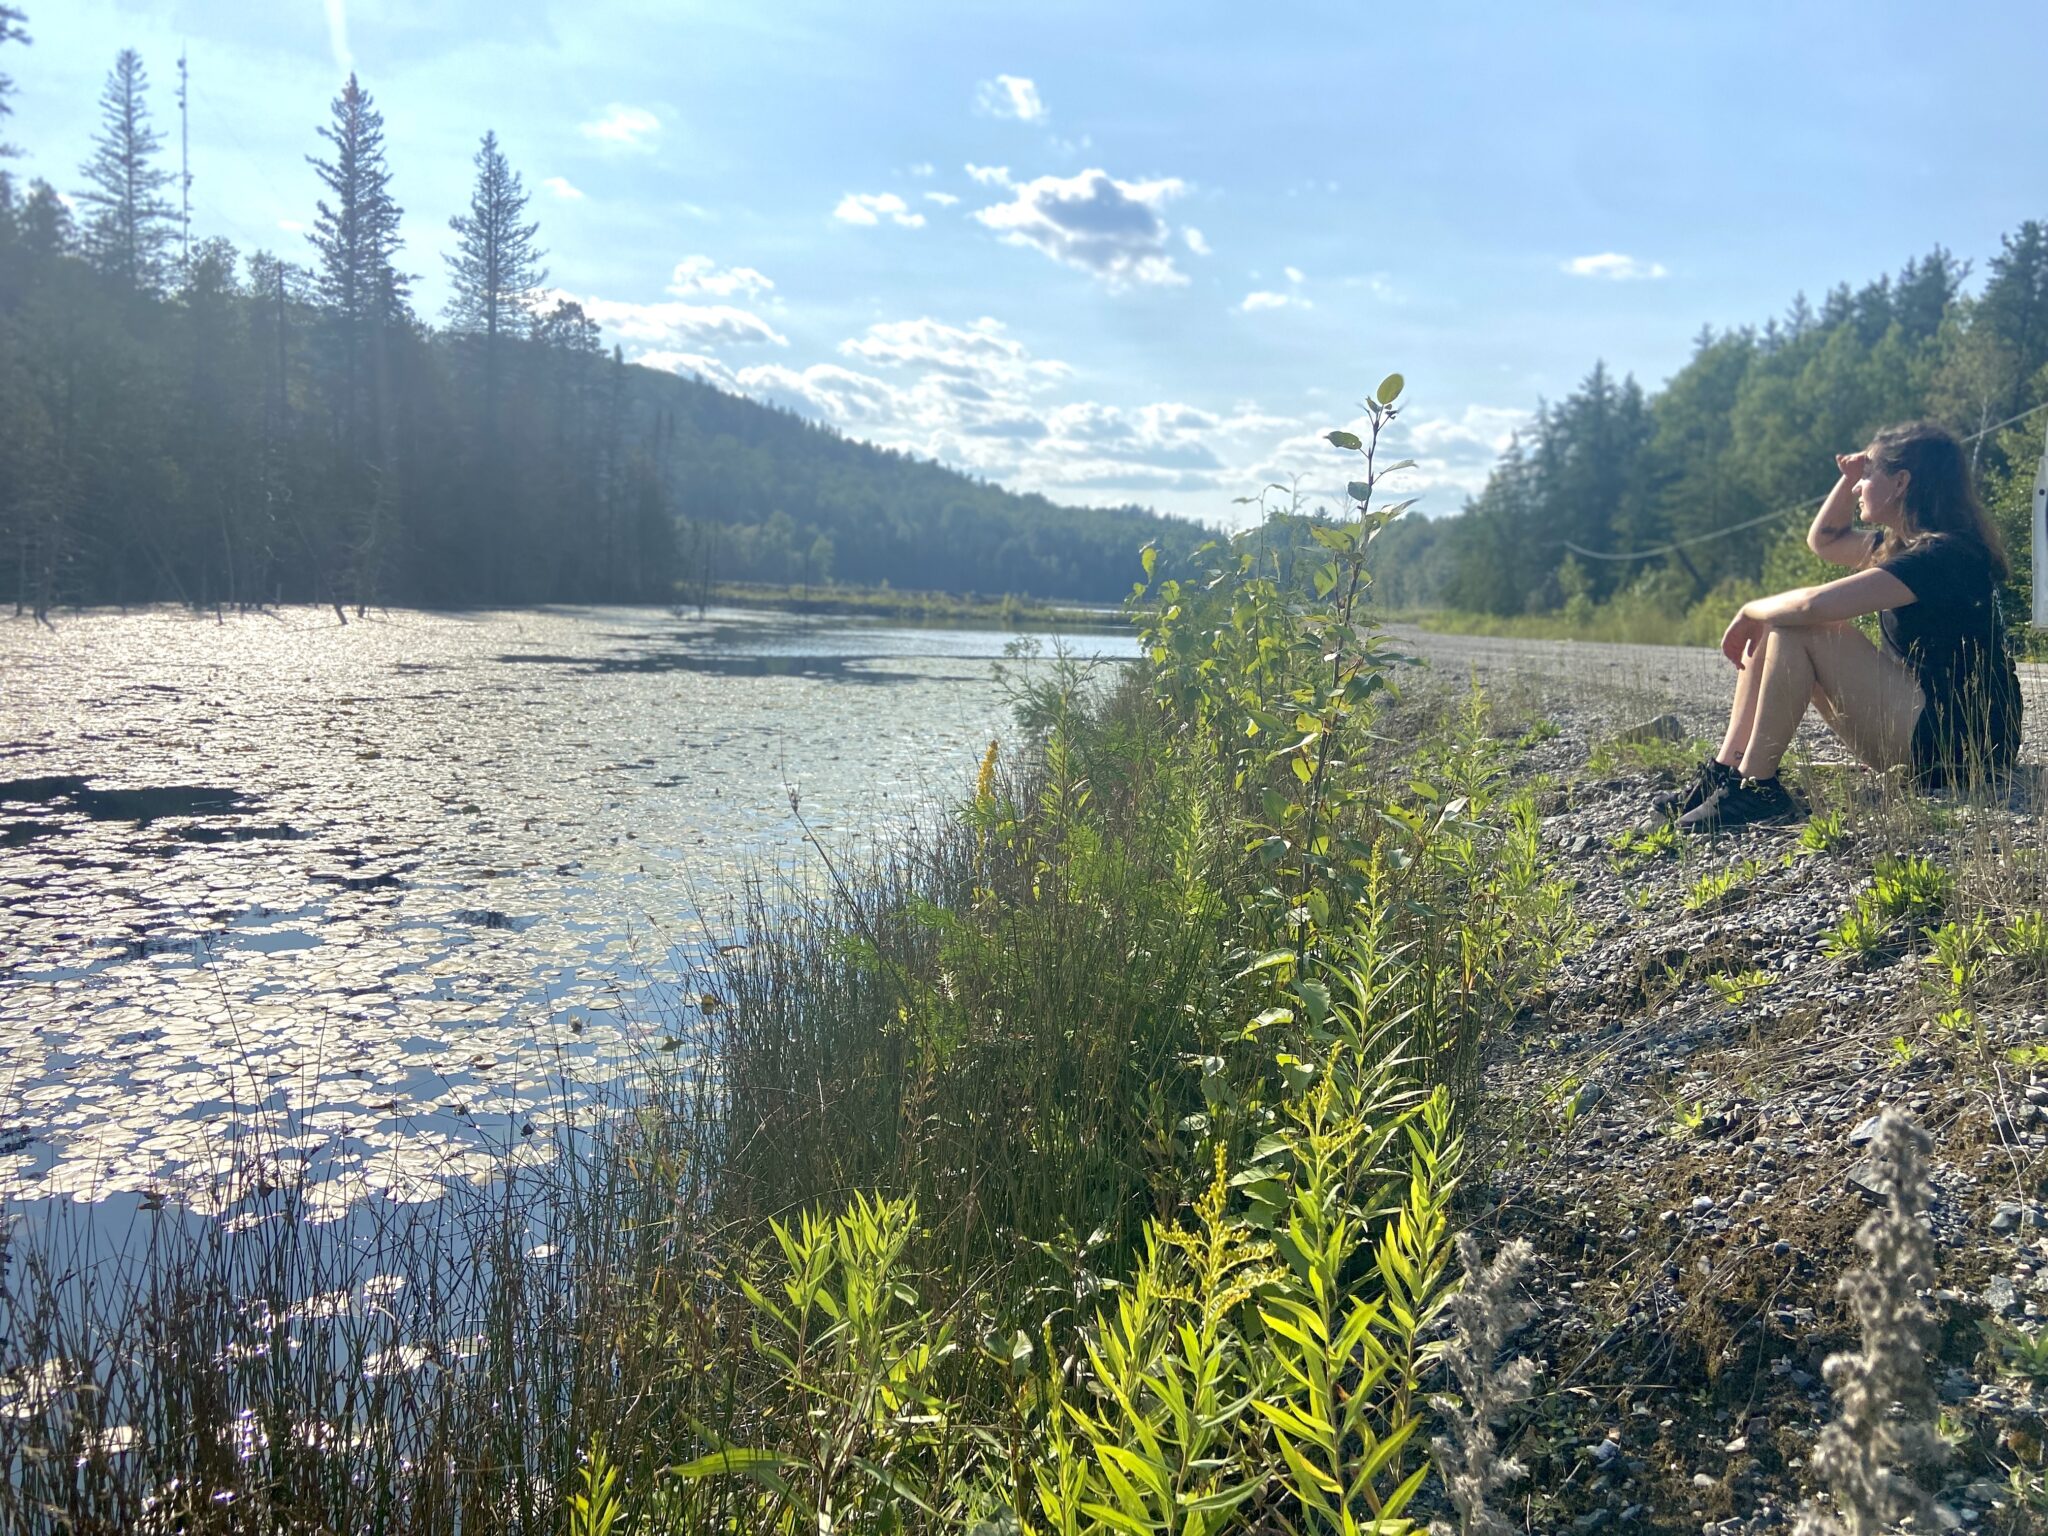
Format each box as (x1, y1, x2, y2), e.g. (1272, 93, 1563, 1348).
(976, 738, 998, 808)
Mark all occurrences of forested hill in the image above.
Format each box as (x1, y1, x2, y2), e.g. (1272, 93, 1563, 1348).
(610, 362, 1204, 603)
(1351, 227, 2048, 623)
(0, 41, 1203, 616)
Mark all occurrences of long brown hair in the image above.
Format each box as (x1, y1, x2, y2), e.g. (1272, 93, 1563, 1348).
(1868, 419, 2011, 579)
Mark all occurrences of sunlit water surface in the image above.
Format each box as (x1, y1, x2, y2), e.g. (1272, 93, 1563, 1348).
(0, 606, 1137, 1220)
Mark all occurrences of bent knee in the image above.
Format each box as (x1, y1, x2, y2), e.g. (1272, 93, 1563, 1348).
(1764, 619, 1849, 645)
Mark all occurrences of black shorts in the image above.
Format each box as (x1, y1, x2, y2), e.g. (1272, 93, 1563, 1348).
(1909, 708, 2017, 790)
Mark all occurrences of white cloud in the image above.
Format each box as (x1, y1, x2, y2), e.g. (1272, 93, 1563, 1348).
(551, 290, 787, 348)
(834, 192, 926, 228)
(976, 74, 1047, 122)
(1240, 290, 1308, 312)
(732, 362, 903, 423)
(1283, 265, 1305, 284)
(277, 218, 306, 234)
(607, 287, 1350, 521)
(1563, 251, 1668, 281)
(839, 316, 1070, 390)
(1403, 404, 1531, 477)
(910, 162, 935, 178)
(1341, 271, 1400, 301)
(1184, 227, 1211, 257)
(973, 167, 1189, 287)
(323, 0, 352, 73)
(924, 191, 960, 207)
(542, 176, 585, 201)
(1246, 401, 1533, 523)
(965, 163, 1012, 187)
(666, 255, 774, 299)
(579, 105, 660, 149)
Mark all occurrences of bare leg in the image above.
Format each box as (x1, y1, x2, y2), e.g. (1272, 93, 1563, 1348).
(1735, 622, 1922, 778)
(1737, 628, 1818, 777)
(1716, 647, 1768, 766)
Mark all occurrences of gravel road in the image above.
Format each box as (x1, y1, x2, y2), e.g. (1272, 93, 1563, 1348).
(1391, 624, 2048, 762)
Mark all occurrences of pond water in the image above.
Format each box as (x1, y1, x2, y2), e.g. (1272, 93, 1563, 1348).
(0, 606, 1139, 1219)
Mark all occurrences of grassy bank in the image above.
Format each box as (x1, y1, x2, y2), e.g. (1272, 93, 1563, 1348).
(685, 580, 1129, 630)
(0, 380, 1592, 1532)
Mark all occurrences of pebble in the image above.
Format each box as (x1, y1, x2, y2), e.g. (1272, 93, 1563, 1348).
(1692, 1195, 1716, 1215)
(1723, 1436, 1747, 1454)
(1844, 1159, 1892, 1202)
(1692, 1472, 1716, 1491)
(1985, 1275, 2021, 1315)
(1847, 1114, 1882, 1146)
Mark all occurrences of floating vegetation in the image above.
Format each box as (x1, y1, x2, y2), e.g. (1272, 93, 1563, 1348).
(0, 607, 1133, 1212)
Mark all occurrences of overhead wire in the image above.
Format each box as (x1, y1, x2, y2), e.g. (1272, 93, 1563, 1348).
(1557, 397, 2048, 563)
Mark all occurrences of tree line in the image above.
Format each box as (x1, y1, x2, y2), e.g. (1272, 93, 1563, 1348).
(1351, 232, 2048, 621)
(0, 19, 1200, 617)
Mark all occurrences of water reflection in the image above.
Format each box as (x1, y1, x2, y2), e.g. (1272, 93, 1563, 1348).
(0, 605, 1137, 1219)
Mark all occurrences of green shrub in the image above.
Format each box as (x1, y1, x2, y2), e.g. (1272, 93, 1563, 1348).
(1996, 911, 2048, 971)
(1684, 857, 1766, 913)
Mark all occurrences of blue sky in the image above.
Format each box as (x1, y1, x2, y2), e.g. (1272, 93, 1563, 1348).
(10, 2, 2046, 528)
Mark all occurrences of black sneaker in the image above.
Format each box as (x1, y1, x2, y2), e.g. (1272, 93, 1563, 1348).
(1654, 756, 1737, 818)
(1675, 775, 1803, 834)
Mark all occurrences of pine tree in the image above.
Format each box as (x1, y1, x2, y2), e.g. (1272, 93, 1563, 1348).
(306, 73, 409, 609)
(1979, 221, 2048, 415)
(445, 130, 545, 353)
(76, 48, 174, 292)
(0, 6, 27, 159)
(307, 74, 406, 324)
(306, 73, 406, 455)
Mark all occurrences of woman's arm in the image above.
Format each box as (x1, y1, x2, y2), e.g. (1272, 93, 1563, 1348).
(1719, 566, 1914, 667)
(1742, 566, 1915, 626)
(1807, 469, 1875, 568)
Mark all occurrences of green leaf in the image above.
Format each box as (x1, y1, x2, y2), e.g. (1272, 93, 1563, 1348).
(1141, 544, 1157, 579)
(1079, 1503, 1155, 1536)
(1324, 429, 1363, 450)
(1346, 480, 1373, 501)
(1375, 371, 1404, 404)
(667, 1446, 793, 1482)
(1376, 458, 1417, 475)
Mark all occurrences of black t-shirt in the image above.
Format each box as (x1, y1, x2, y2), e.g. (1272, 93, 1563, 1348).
(1876, 532, 2021, 768)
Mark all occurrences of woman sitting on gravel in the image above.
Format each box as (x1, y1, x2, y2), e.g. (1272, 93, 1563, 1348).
(1664, 419, 2021, 832)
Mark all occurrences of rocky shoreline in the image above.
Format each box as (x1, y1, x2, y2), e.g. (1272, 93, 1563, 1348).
(1394, 634, 2048, 1533)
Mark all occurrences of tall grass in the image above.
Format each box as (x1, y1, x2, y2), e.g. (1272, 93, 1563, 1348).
(0, 375, 1582, 1532)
